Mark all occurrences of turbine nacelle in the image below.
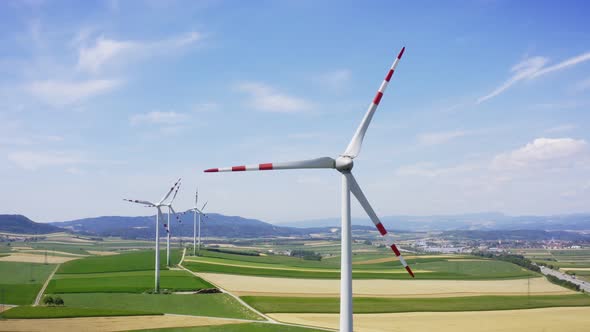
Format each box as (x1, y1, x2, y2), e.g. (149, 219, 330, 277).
(335, 156, 354, 173)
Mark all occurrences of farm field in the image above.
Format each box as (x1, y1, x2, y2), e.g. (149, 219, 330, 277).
(136, 322, 328, 331)
(197, 272, 572, 297)
(0, 261, 56, 304)
(0, 305, 154, 319)
(56, 249, 182, 274)
(242, 294, 590, 313)
(55, 293, 264, 320)
(184, 249, 536, 280)
(46, 269, 213, 293)
(268, 307, 590, 332)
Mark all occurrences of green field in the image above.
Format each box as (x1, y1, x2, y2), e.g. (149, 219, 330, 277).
(57, 293, 264, 320)
(57, 249, 182, 274)
(184, 250, 535, 280)
(46, 270, 213, 293)
(0, 261, 56, 304)
(0, 305, 155, 319)
(137, 323, 326, 332)
(241, 294, 590, 314)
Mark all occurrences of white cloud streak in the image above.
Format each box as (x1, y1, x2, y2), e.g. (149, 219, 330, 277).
(478, 51, 590, 104)
(237, 82, 313, 113)
(27, 79, 121, 107)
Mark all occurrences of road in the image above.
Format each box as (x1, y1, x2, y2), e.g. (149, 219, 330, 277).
(539, 266, 590, 293)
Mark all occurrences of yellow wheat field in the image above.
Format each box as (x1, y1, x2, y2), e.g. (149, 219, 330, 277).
(198, 273, 574, 298)
(269, 307, 590, 332)
(0, 253, 78, 264)
(0, 315, 244, 332)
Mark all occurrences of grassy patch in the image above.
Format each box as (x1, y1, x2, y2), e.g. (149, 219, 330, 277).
(57, 249, 181, 274)
(0, 261, 56, 304)
(242, 294, 590, 314)
(46, 270, 213, 293)
(0, 305, 155, 319)
(57, 293, 263, 320)
(136, 323, 325, 332)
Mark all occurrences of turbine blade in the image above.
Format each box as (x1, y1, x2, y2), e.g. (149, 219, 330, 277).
(343, 47, 405, 159)
(123, 199, 155, 207)
(159, 178, 181, 204)
(204, 157, 335, 173)
(195, 188, 198, 208)
(345, 173, 415, 278)
(170, 181, 182, 203)
(201, 201, 208, 211)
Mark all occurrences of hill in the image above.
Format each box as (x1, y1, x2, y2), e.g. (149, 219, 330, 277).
(0, 214, 64, 234)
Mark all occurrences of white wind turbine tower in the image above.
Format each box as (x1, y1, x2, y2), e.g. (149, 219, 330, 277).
(186, 188, 208, 256)
(124, 178, 181, 293)
(162, 181, 182, 266)
(204, 47, 413, 332)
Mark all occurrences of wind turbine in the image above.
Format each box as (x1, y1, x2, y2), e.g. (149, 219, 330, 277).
(186, 188, 208, 256)
(204, 47, 413, 332)
(162, 181, 182, 266)
(124, 178, 181, 293)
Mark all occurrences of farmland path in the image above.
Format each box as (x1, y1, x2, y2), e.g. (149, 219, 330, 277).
(178, 249, 335, 331)
(33, 263, 60, 306)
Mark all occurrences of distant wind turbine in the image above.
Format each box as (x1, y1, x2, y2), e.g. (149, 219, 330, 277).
(186, 188, 208, 256)
(124, 178, 181, 293)
(204, 47, 412, 332)
(162, 181, 182, 266)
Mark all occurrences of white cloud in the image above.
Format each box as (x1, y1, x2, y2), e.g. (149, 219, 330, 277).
(76, 32, 201, 74)
(7, 151, 85, 170)
(478, 51, 590, 104)
(417, 130, 468, 146)
(477, 56, 547, 104)
(130, 111, 188, 125)
(317, 69, 352, 92)
(492, 138, 587, 170)
(237, 82, 313, 113)
(27, 79, 121, 107)
(77, 36, 136, 73)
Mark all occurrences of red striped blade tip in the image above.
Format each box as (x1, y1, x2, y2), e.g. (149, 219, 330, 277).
(397, 47, 405, 59)
(405, 265, 415, 278)
(204, 168, 219, 173)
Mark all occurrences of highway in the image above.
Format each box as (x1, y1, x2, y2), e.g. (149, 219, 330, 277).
(540, 266, 590, 293)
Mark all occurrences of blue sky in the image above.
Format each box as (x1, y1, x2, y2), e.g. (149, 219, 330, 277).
(1, 0, 590, 223)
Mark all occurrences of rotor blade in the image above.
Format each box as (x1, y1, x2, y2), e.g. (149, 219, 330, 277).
(343, 47, 405, 159)
(195, 188, 198, 208)
(159, 178, 181, 204)
(201, 201, 208, 211)
(170, 181, 182, 203)
(169, 206, 181, 223)
(204, 157, 335, 173)
(346, 173, 415, 278)
(156, 207, 164, 224)
(123, 199, 155, 207)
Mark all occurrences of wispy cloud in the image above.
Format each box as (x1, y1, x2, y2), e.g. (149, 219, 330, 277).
(237, 82, 313, 113)
(7, 151, 85, 171)
(75, 31, 201, 74)
(417, 130, 469, 146)
(316, 69, 352, 92)
(545, 124, 576, 133)
(477, 51, 590, 104)
(27, 79, 121, 107)
(130, 111, 188, 125)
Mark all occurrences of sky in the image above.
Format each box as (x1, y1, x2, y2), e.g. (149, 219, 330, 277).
(1, 0, 590, 224)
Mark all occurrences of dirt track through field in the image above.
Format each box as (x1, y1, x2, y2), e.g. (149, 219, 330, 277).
(269, 307, 590, 332)
(0, 315, 246, 332)
(197, 273, 574, 298)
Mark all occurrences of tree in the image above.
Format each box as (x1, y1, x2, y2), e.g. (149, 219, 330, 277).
(43, 295, 54, 306)
(54, 296, 64, 306)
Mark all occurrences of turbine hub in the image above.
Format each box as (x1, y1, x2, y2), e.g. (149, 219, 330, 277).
(335, 156, 354, 172)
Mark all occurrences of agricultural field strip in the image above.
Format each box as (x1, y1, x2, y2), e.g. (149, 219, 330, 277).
(183, 257, 428, 274)
(267, 307, 590, 332)
(34, 263, 60, 306)
(0, 253, 79, 264)
(12, 249, 89, 257)
(196, 272, 574, 298)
